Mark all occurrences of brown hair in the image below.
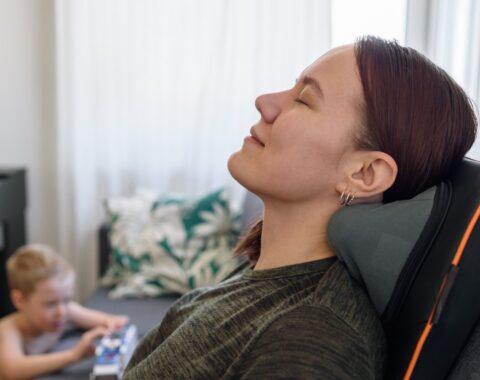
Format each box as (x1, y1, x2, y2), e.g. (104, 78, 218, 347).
(354, 36, 477, 202)
(6, 244, 74, 295)
(235, 36, 478, 263)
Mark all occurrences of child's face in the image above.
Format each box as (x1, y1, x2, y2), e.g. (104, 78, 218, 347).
(21, 274, 75, 333)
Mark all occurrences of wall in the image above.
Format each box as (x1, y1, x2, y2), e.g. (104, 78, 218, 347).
(0, 0, 57, 247)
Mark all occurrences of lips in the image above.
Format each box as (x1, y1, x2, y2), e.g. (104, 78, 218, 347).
(250, 128, 265, 147)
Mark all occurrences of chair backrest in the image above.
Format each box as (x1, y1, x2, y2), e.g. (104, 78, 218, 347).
(384, 158, 480, 379)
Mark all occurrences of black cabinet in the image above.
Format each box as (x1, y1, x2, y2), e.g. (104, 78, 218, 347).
(0, 169, 27, 318)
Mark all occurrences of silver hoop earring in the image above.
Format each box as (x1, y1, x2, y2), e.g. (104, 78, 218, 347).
(339, 189, 355, 206)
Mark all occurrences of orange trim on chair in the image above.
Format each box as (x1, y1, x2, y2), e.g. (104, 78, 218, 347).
(403, 204, 480, 380)
(403, 274, 448, 380)
(404, 319, 433, 380)
(452, 205, 480, 266)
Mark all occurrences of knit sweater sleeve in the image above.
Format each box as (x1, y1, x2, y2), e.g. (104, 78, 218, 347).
(231, 305, 379, 380)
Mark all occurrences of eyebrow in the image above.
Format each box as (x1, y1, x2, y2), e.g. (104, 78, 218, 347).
(299, 76, 324, 100)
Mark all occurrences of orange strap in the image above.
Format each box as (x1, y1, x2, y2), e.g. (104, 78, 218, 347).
(403, 204, 480, 380)
(452, 205, 480, 266)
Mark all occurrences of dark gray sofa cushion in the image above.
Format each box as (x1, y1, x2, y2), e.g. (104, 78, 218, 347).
(85, 287, 178, 337)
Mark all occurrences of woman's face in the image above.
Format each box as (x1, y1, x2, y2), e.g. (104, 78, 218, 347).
(228, 45, 364, 203)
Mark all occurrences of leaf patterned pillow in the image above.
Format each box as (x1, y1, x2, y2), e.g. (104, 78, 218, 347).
(102, 188, 241, 298)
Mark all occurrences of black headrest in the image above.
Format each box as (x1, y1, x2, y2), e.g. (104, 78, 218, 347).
(328, 157, 480, 379)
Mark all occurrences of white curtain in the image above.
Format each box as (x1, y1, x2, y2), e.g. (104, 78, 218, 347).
(54, 0, 331, 300)
(406, 0, 480, 158)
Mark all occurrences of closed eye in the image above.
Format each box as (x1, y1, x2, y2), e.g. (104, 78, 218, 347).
(295, 98, 308, 106)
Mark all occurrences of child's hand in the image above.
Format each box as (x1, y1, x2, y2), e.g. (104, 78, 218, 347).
(103, 315, 129, 331)
(70, 326, 109, 361)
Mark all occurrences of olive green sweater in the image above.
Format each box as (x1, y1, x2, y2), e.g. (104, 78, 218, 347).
(124, 258, 386, 379)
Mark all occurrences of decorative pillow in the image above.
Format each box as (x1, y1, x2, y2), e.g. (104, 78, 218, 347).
(102, 188, 241, 298)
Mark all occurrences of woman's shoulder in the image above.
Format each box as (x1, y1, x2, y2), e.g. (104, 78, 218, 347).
(228, 270, 386, 380)
(311, 261, 386, 368)
(313, 261, 384, 329)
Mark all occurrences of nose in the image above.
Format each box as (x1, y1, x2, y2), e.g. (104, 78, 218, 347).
(255, 92, 282, 124)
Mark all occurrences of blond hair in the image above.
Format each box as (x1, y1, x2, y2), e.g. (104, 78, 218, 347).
(6, 244, 74, 295)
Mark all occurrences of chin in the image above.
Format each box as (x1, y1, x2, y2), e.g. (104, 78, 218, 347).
(227, 151, 245, 184)
(227, 154, 256, 190)
(228, 152, 277, 200)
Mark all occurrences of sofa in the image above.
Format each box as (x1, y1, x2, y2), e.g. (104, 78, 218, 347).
(38, 191, 263, 380)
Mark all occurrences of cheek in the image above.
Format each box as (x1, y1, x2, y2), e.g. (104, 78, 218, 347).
(271, 126, 339, 170)
(267, 133, 346, 191)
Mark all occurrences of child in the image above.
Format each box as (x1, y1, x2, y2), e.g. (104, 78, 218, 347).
(0, 244, 129, 379)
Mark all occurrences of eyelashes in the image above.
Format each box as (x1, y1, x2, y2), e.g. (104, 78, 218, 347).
(294, 98, 308, 106)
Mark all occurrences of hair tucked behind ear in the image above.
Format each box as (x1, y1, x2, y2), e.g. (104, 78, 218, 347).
(354, 36, 477, 202)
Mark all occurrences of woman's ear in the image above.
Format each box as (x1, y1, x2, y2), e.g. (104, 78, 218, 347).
(336, 151, 398, 202)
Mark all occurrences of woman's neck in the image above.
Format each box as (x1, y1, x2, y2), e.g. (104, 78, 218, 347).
(254, 199, 338, 270)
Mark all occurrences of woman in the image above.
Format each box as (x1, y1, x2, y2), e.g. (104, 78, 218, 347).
(123, 37, 477, 379)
